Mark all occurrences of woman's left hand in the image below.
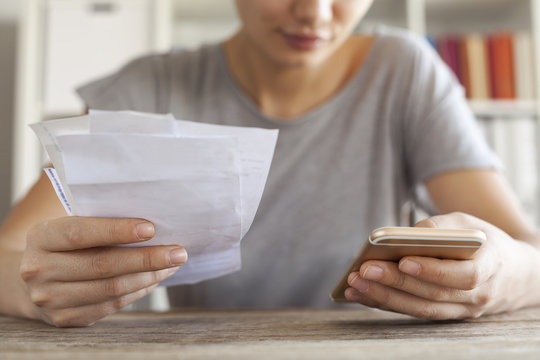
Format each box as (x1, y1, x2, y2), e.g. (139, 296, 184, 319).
(344, 212, 537, 320)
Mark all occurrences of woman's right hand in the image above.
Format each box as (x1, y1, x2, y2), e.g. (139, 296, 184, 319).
(19, 216, 187, 327)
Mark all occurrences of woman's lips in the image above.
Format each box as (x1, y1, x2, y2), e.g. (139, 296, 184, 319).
(281, 32, 327, 50)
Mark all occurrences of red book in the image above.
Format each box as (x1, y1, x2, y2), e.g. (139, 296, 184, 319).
(437, 36, 462, 84)
(488, 33, 516, 99)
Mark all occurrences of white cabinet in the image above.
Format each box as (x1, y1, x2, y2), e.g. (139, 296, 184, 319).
(172, 0, 238, 49)
(44, 0, 158, 115)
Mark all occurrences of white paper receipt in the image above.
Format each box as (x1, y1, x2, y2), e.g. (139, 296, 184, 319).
(31, 110, 278, 286)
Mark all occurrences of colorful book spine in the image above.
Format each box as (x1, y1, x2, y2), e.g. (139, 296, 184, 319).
(437, 36, 462, 84)
(464, 34, 491, 99)
(488, 32, 515, 99)
(434, 31, 533, 101)
(459, 36, 472, 98)
(513, 32, 536, 100)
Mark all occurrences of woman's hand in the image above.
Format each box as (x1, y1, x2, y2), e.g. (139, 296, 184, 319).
(344, 212, 537, 320)
(19, 216, 187, 327)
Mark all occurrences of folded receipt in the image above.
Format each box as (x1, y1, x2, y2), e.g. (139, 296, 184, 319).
(31, 110, 278, 286)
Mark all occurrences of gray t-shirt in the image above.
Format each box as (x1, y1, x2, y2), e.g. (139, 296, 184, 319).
(77, 27, 499, 308)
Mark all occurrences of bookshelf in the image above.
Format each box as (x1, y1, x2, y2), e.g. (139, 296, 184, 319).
(353, 0, 540, 219)
(468, 100, 537, 119)
(424, 0, 540, 220)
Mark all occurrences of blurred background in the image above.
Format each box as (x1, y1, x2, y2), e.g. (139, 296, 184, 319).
(1, 0, 540, 228)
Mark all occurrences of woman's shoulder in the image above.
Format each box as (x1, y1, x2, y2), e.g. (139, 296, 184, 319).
(114, 43, 223, 80)
(77, 43, 224, 112)
(374, 26, 434, 51)
(359, 26, 448, 88)
(368, 26, 438, 65)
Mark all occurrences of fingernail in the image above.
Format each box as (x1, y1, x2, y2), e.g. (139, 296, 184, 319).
(354, 279, 370, 292)
(362, 266, 383, 281)
(136, 222, 155, 240)
(348, 272, 369, 292)
(169, 248, 188, 266)
(168, 266, 180, 276)
(399, 260, 421, 276)
(344, 287, 362, 301)
(348, 272, 360, 286)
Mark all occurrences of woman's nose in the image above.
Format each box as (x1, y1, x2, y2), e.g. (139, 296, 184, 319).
(292, 0, 333, 26)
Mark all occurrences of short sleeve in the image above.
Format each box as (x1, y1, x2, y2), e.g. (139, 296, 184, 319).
(401, 35, 501, 186)
(76, 53, 170, 113)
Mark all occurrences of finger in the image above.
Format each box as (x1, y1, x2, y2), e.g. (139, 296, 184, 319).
(31, 267, 179, 310)
(346, 278, 476, 320)
(344, 287, 381, 308)
(353, 261, 475, 303)
(398, 256, 493, 291)
(415, 212, 496, 238)
(31, 217, 156, 251)
(42, 284, 159, 327)
(40, 245, 187, 281)
(345, 287, 398, 314)
(412, 213, 498, 290)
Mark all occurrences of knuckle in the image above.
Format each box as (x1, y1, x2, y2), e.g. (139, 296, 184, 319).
(425, 217, 439, 228)
(430, 265, 447, 283)
(473, 287, 494, 307)
(49, 314, 69, 328)
(465, 264, 482, 290)
(466, 306, 484, 319)
(106, 221, 123, 242)
(63, 221, 83, 247)
(141, 249, 157, 270)
(90, 252, 113, 277)
(417, 304, 444, 320)
(109, 286, 153, 312)
(19, 256, 41, 282)
(416, 217, 437, 228)
(150, 270, 161, 284)
(29, 288, 51, 308)
(391, 272, 406, 289)
(152, 268, 171, 283)
(103, 278, 124, 297)
(428, 287, 447, 302)
(111, 295, 130, 311)
(377, 286, 391, 306)
(473, 293, 490, 307)
(450, 211, 468, 221)
(48, 312, 79, 328)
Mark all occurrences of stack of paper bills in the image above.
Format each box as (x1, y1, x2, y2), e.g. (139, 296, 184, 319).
(31, 110, 278, 286)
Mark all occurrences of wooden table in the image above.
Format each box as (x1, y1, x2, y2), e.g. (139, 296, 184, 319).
(2, 308, 540, 359)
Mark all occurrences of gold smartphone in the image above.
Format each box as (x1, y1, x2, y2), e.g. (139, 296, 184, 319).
(330, 226, 486, 302)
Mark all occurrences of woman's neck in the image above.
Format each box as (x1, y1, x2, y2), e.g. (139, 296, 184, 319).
(224, 32, 374, 120)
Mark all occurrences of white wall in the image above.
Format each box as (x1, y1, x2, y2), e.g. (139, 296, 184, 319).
(172, 0, 238, 48)
(0, 0, 20, 21)
(0, 0, 20, 221)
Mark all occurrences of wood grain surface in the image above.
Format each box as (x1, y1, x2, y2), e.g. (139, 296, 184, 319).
(2, 307, 540, 359)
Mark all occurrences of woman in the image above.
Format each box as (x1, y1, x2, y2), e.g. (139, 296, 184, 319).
(1, 0, 539, 327)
